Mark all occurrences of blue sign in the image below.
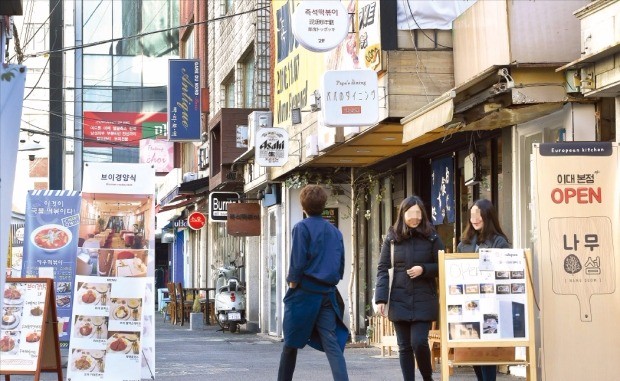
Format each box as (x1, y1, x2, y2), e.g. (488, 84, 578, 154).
(22, 190, 82, 348)
(431, 156, 456, 225)
(168, 59, 201, 141)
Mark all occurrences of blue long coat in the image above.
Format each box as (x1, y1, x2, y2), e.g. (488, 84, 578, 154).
(282, 277, 349, 351)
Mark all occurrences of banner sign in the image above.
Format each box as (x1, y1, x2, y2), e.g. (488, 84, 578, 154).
(0, 63, 27, 310)
(82, 163, 156, 195)
(209, 192, 239, 222)
(139, 139, 174, 173)
(168, 59, 201, 141)
(255, 127, 289, 167)
(22, 190, 82, 348)
(533, 142, 619, 380)
(226, 203, 261, 236)
(431, 156, 455, 225)
(83, 112, 167, 148)
(69, 163, 157, 380)
(322, 69, 379, 126)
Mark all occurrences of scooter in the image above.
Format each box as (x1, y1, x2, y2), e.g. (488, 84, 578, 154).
(212, 259, 247, 333)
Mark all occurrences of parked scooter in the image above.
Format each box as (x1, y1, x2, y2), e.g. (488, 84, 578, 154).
(212, 259, 246, 333)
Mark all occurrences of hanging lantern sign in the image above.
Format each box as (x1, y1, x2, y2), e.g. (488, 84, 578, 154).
(292, 0, 349, 53)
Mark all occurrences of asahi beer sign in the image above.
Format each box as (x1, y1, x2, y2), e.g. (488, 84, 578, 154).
(209, 192, 240, 222)
(323, 69, 379, 126)
(256, 127, 289, 167)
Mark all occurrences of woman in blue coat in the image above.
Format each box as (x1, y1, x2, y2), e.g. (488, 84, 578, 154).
(374, 196, 445, 381)
(457, 199, 510, 381)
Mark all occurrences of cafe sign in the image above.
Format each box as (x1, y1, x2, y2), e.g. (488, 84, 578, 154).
(209, 192, 240, 222)
(256, 127, 289, 167)
(322, 69, 379, 126)
(187, 211, 206, 231)
(292, 0, 349, 53)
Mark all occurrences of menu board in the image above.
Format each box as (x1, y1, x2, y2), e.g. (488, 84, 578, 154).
(444, 249, 529, 342)
(66, 275, 154, 381)
(1, 278, 62, 379)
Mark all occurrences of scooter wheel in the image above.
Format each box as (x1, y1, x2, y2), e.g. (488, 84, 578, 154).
(229, 322, 238, 333)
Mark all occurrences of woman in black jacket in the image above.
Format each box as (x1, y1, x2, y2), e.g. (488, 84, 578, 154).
(374, 196, 445, 381)
(457, 199, 510, 381)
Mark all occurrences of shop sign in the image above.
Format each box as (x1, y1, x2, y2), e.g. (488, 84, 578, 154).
(140, 138, 174, 173)
(168, 59, 201, 141)
(533, 141, 620, 379)
(292, 0, 349, 53)
(187, 211, 206, 231)
(209, 192, 240, 222)
(174, 219, 188, 229)
(322, 69, 378, 126)
(226, 203, 261, 236)
(256, 127, 289, 167)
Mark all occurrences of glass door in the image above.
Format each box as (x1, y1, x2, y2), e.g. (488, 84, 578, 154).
(267, 207, 281, 335)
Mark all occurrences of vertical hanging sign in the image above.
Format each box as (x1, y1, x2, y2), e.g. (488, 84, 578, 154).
(533, 142, 620, 380)
(167, 59, 201, 141)
(22, 190, 82, 349)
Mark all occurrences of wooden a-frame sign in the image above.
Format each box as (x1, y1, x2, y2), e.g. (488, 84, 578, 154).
(1, 278, 62, 381)
(438, 250, 537, 380)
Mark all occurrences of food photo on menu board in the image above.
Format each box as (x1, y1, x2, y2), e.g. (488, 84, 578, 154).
(70, 348, 105, 374)
(76, 282, 111, 307)
(73, 315, 108, 340)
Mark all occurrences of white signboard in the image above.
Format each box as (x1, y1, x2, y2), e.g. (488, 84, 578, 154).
(255, 127, 289, 167)
(444, 250, 529, 342)
(82, 163, 156, 195)
(322, 69, 379, 126)
(292, 0, 349, 53)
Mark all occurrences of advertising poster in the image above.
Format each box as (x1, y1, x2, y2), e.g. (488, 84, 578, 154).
(83, 112, 167, 148)
(68, 163, 156, 381)
(444, 249, 528, 341)
(533, 142, 619, 380)
(0, 281, 48, 371)
(22, 190, 82, 348)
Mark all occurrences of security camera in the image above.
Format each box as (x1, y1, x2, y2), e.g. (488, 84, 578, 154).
(29, 154, 35, 161)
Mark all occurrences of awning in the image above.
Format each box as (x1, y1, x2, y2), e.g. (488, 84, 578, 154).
(556, 42, 620, 72)
(179, 176, 209, 194)
(157, 197, 199, 213)
(401, 90, 456, 144)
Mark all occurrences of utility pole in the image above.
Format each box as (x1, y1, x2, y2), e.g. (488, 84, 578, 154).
(49, 0, 64, 190)
(73, 0, 83, 191)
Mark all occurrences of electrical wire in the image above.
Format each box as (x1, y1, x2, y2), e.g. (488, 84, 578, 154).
(29, 5, 270, 57)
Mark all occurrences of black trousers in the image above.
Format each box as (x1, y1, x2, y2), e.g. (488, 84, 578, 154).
(393, 320, 433, 381)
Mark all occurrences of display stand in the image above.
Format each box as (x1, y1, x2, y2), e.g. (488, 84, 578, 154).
(438, 250, 537, 381)
(1, 278, 62, 381)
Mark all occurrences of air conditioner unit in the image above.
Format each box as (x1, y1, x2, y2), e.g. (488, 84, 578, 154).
(248, 111, 272, 147)
(183, 172, 197, 183)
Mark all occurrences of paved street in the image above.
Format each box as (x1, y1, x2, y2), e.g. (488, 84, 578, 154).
(12, 318, 526, 380)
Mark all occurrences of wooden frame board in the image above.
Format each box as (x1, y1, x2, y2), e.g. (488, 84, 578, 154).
(1, 278, 62, 381)
(438, 250, 537, 380)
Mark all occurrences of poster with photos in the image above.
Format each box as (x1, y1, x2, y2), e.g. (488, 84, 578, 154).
(444, 249, 529, 342)
(66, 276, 155, 381)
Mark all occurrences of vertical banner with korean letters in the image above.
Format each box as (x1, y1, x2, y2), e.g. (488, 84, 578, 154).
(22, 190, 82, 349)
(67, 163, 156, 381)
(533, 142, 619, 380)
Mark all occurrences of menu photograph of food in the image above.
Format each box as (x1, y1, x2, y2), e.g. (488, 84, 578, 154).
(73, 315, 108, 341)
(70, 348, 105, 374)
(0, 281, 47, 372)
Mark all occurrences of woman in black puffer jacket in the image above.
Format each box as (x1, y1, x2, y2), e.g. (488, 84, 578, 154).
(374, 196, 445, 381)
